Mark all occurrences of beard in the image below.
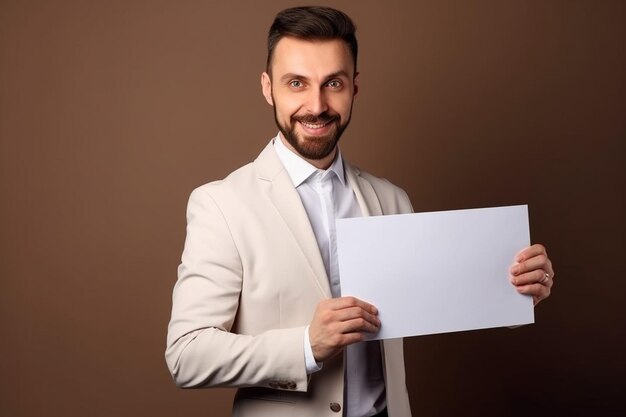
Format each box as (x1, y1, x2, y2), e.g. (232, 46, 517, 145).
(273, 102, 352, 161)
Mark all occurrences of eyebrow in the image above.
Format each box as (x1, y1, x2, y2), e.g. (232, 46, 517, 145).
(279, 70, 352, 84)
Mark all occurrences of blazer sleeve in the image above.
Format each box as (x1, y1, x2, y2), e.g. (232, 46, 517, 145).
(165, 187, 309, 391)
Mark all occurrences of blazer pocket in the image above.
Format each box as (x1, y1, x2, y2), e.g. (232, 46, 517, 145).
(233, 391, 296, 417)
(234, 387, 296, 404)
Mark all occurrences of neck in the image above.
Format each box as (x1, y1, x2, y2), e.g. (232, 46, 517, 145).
(307, 148, 337, 170)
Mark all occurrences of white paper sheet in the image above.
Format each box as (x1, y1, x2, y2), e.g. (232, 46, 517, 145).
(336, 205, 534, 340)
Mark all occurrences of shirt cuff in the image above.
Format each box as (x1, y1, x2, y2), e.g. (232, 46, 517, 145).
(303, 325, 323, 374)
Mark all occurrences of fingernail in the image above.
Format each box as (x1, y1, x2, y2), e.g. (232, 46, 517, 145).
(511, 264, 520, 275)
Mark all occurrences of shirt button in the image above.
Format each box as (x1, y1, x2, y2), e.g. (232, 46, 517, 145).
(329, 402, 342, 413)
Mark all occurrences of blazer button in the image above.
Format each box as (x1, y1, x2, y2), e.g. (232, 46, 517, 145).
(329, 402, 342, 413)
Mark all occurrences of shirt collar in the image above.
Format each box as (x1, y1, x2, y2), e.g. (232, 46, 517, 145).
(273, 133, 346, 187)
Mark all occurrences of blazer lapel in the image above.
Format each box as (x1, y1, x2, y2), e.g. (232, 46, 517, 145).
(345, 163, 383, 217)
(254, 142, 332, 298)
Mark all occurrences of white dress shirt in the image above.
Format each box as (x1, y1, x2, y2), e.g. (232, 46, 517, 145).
(273, 134, 386, 417)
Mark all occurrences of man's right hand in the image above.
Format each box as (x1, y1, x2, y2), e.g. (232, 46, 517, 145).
(308, 296, 381, 362)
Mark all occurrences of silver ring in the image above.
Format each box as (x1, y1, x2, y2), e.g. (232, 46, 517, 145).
(541, 272, 550, 284)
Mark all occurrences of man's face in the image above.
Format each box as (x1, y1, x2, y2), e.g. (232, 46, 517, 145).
(262, 37, 358, 165)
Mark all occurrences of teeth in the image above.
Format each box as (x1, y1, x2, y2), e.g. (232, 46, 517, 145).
(301, 121, 328, 129)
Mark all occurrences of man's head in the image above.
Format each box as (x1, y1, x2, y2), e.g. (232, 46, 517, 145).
(266, 6, 358, 75)
(261, 6, 359, 168)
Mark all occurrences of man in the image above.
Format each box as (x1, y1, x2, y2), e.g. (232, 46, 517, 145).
(165, 6, 555, 417)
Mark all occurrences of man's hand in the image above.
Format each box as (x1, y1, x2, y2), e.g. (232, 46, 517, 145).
(309, 296, 380, 362)
(510, 244, 555, 306)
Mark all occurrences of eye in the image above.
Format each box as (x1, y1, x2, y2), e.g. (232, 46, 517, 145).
(289, 80, 304, 89)
(326, 80, 342, 89)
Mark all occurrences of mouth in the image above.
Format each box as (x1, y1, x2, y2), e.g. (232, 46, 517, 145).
(295, 116, 337, 136)
(299, 120, 331, 130)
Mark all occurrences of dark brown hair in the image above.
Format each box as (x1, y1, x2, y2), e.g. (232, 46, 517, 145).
(266, 6, 358, 73)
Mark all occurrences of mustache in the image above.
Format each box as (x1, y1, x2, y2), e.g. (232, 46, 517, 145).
(292, 112, 338, 124)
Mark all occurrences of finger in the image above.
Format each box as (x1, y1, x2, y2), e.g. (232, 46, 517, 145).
(329, 296, 378, 315)
(336, 316, 380, 334)
(545, 259, 555, 280)
(335, 306, 381, 327)
(338, 332, 365, 346)
(515, 244, 547, 262)
(510, 254, 548, 276)
(511, 244, 555, 281)
(516, 282, 551, 303)
(511, 269, 554, 288)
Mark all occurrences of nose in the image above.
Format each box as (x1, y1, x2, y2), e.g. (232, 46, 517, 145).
(305, 88, 328, 115)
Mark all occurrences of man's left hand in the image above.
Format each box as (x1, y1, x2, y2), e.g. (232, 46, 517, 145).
(509, 244, 555, 306)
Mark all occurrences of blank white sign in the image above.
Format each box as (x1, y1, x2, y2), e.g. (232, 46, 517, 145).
(336, 205, 534, 340)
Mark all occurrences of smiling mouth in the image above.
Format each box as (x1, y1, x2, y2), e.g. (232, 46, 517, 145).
(299, 120, 330, 129)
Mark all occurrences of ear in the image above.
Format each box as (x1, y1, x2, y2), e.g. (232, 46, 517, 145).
(353, 71, 360, 98)
(261, 72, 274, 106)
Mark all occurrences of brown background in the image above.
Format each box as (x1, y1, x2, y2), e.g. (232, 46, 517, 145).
(1, 0, 624, 416)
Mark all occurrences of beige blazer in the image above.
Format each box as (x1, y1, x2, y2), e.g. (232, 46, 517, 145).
(166, 142, 413, 417)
